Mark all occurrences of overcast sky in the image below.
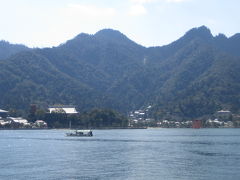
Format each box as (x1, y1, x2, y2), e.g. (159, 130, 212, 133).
(0, 0, 239, 47)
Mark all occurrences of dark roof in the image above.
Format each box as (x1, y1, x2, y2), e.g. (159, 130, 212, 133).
(49, 105, 76, 108)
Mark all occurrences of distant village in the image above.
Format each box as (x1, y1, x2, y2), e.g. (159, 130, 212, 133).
(0, 105, 127, 129)
(0, 109, 47, 129)
(0, 105, 81, 129)
(128, 106, 240, 128)
(0, 106, 78, 129)
(1, 104, 240, 129)
(1, 109, 40, 129)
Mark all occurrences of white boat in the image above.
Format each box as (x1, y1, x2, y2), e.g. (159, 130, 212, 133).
(66, 130, 93, 137)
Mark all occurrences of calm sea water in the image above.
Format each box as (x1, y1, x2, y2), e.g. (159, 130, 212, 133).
(0, 128, 239, 180)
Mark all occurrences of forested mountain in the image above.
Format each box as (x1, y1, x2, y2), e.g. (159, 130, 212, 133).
(0, 41, 29, 60)
(1, 26, 240, 119)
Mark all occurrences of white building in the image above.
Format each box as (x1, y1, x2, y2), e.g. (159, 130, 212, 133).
(9, 117, 29, 125)
(0, 120, 10, 126)
(216, 110, 232, 120)
(34, 120, 47, 128)
(0, 109, 8, 118)
(48, 105, 78, 114)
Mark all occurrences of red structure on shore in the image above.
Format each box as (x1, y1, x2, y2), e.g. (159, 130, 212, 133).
(192, 120, 202, 128)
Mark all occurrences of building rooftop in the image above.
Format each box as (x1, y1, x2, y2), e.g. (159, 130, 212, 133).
(217, 110, 231, 113)
(49, 105, 76, 108)
(0, 109, 8, 113)
(48, 106, 78, 114)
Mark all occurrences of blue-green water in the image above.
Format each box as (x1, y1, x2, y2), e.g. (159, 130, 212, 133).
(0, 129, 239, 180)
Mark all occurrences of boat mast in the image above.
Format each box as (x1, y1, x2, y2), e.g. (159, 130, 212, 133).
(69, 119, 72, 129)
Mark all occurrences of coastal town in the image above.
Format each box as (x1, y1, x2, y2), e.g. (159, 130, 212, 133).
(128, 106, 240, 128)
(0, 108, 47, 129)
(0, 105, 240, 129)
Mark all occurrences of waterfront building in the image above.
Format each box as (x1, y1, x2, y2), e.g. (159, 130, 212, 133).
(8, 117, 30, 126)
(0, 109, 8, 118)
(34, 120, 48, 128)
(48, 105, 78, 114)
(216, 110, 232, 120)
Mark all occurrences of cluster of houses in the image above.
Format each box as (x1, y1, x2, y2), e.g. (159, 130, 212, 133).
(0, 109, 47, 129)
(1, 104, 240, 129)
(204, 110, 238, 128)
(128, 106, 155, 127)
(0, 105, 79, 129)
(129, 107, 240, 128)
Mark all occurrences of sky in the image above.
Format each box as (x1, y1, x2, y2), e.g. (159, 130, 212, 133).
(0, 0, 239, 48)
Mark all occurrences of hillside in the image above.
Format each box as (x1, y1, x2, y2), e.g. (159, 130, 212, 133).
(0, 41, 29, 60)
(1, 26, 240, 118)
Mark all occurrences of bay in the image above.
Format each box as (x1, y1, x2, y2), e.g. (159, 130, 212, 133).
(0, 129, 239, 180)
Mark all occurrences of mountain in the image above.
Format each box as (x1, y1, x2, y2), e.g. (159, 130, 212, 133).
(1, 26, 240, 119)
(0, 41, 29, 60)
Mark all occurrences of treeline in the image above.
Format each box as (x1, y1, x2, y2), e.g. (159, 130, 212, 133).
(27, 108, 128, 128)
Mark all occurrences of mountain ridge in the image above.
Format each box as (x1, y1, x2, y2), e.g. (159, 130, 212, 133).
(0, 40, 29, 60)
(1, 26, 240, 119)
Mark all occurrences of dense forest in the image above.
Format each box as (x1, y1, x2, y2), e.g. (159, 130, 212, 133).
(1, 26, 240, 119)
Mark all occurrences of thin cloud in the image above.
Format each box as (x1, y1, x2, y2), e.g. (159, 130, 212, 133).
(66, 4, 116, 18)
(129, 4, 147, 16)
(34, 3, 117, 47)
(166, 0, 190, 3)
(130, 0, 190, 4)
(130, 0, 156, 4)
(129, 0, 189, 16)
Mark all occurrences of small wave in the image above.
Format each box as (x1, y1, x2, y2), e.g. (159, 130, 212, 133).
(189, 150, 240, 157)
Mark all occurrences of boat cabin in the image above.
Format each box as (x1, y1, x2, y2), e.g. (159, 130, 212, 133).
(66, 130, 93, 137)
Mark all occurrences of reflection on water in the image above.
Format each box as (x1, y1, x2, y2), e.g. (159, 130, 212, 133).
(0, 129, 240, 180)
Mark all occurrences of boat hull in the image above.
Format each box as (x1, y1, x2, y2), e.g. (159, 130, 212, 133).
(66, 130, 93, 137)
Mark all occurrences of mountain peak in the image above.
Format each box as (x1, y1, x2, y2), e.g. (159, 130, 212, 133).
(74, 33, 91, 40)
(0, 40, 28, 48)
(94, 29, 130, 42)
(184, 25, 213, 40)
(94, 28, 142, 47)
(216, 33, 227, 39)
(0, 40, 29, 59)
(95, 29, 124, 37)
(229, 33, 240, 40)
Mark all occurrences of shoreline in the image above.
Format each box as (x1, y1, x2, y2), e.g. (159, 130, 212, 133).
(0, 127, 147, 130)
(0, 127, 238, 130)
